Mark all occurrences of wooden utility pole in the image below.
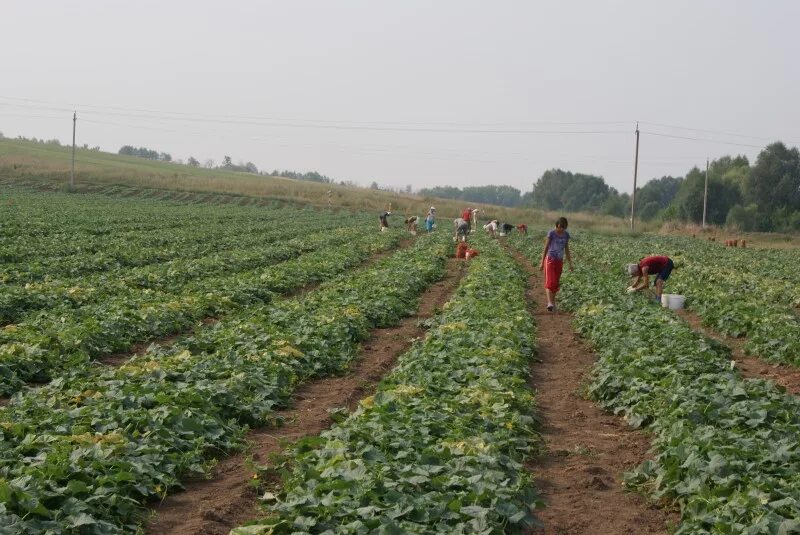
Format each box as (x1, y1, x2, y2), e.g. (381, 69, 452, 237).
(630, 122, 640, 231)
(702, 158, 709, 229)
(70, 111, 76, 188)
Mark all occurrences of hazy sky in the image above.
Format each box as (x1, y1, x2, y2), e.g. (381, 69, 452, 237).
(2, 1, 799, 193)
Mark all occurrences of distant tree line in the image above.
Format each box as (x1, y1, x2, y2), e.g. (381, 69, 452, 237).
(524, 169, 631, 216)
(118, 145, 172, 162)
(12, 135, 100, 151)
(523, 142, 800, 232)
(664, 143, 800, 232)
(417, 185, 524, 207)
(271, 169, 332, 183)
(113, 140, 799, 231)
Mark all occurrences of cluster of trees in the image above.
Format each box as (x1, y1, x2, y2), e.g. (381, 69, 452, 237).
(218, 155, 259, 174)
(117, 144, 362, 186)
(686, 144, 800, 232)
(417, 185, 524, 207)
(636, 145, 800, 231)
(271, 169, 333, 183)
(525, 169, 630, 216)
(12, 135, 100, 151)
(118, 146, 172, 162)
(523, 142, 800, 232)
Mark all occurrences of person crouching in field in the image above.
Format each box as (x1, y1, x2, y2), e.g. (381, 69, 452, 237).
(462, 207, 473, 231)
(454, 217, 470, 242)
(483, 219, 498, 238)
(626, 255, 676, 303)
(539, 217, 573, 312)
(379, 211, 391, 231)
(405, 215, 418, 235)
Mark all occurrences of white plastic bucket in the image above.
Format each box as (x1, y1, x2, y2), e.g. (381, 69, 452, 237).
(661, 294, 686, 310)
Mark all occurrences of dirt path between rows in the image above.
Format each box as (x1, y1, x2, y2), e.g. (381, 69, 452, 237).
(675, 309, 800, 394)
(507, 247, 674, 535)
(146, 257, 465, 535)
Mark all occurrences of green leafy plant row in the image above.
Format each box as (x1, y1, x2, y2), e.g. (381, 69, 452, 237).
(0, 187, 313, 263)
(0, 218, 363, 324)
(234, 236, 541, 534)
(1, 205, 363, 285)
(0, 233, 451, 534)
(0, 228, 402, 397)
(512, 232, 800, 534)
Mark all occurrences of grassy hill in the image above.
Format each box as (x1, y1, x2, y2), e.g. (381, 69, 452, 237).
(0, 137, 634, 231)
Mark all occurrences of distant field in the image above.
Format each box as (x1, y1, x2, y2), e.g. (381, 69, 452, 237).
(1, 137, 632, 231)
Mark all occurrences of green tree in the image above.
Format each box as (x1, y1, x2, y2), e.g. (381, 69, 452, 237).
(725, 204, 763, 231)
(667, 155, 749, 225)
(638, 201, 661, 221)
(529, 169, 612, 212)
(600, 190, 630, 218)
(745, 142, 800, 219)
(636, 176, 683, 216)
(670, 166, 742, 225)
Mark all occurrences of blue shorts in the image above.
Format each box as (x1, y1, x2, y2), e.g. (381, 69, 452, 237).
(653, 259, 674, 285)
(426, 220, 433, 231)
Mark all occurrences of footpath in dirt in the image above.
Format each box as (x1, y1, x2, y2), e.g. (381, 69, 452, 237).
(146, 257, 466, 535)
(508, 247, 674, 535)
(675, 309, 800, 395)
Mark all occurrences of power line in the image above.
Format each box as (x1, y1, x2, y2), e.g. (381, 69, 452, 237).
(0, 110, 71, 121)
(639, 131, 766, 149)
(4, 96, 797, 148)
(0, 95, 631, 130)
(640, 120, 800, 145)
(2, 109, 758, 169)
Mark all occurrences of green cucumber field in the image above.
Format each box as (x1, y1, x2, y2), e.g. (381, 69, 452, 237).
(1, 183, 799, 534)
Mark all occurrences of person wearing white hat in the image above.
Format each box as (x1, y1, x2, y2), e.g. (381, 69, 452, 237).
(379, 210, 391, 231)
(425, 207, 436, 232)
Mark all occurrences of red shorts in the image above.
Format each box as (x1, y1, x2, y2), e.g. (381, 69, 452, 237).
(545, 257, 563, 293)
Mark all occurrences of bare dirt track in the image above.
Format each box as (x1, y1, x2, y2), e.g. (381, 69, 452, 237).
(675, 309, 800, 395)
(508, 246, 674, 535)
(146, 257, 465, 535)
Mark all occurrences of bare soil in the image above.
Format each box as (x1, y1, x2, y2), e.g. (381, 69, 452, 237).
(508, 247, 675, 535)
(675, 309, 800, 394)
(145, 258, 465, 535)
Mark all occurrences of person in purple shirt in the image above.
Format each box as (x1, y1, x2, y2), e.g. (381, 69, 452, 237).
(539, 217, 574, 312)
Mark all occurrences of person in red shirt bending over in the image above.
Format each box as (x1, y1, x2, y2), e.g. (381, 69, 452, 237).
(462, 207, 473, 231)
(626, 255, 676, 303)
